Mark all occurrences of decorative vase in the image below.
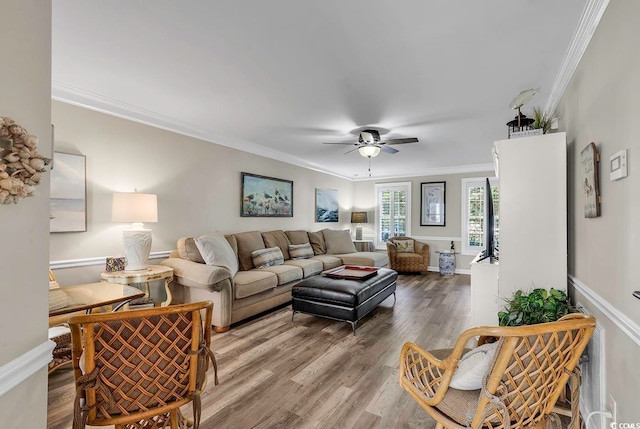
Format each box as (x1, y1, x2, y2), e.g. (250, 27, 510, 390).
(438, 251, 456, 276)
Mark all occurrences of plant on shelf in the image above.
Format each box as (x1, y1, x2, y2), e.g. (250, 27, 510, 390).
(530, 106, 555, 134)
(498, 288, 574, 326)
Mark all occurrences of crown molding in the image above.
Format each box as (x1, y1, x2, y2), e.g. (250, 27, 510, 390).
(352, 163, 495, 181)
(545, 0, 611, 114)
(52, 82, 353, 180)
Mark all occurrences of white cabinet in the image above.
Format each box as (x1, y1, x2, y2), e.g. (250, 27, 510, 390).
(471, 132, 567, 326)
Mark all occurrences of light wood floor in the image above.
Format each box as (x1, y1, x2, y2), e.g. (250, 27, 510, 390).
(48, 272, 472, 429)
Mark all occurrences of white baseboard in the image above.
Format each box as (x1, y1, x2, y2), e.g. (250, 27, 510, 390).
(50, 250, 172, 270)
(569, 275, 640, 348)
(0, 340, 55, 398)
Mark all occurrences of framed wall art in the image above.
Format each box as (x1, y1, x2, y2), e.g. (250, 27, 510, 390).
(241, 172, 293, 217)
(50, 152, 87, 232)
(315, 188, 338, 222)
(420, 181, 446, 226)
(580, 142, 601, 218)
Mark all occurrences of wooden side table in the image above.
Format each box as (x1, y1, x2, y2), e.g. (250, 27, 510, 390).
(353, 240, 374, 252)
(100, 264, 174, 307)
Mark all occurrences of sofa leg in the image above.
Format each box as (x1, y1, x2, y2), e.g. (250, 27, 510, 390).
(214, 326, 230, 333)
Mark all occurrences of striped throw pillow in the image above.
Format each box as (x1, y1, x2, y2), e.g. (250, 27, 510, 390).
(289, 243, 314, 260)
(252, 247, 284, 268)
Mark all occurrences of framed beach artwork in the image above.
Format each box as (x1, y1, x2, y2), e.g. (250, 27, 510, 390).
(315, 188, 339, 222)
(241, 172, 293, 217)
(50, 152, 86, 232)
(420, 181, 446, 226)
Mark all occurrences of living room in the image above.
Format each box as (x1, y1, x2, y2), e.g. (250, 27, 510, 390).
(2, 1, 640, 428)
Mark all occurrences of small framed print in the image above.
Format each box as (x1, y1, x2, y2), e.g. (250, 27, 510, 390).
(580, 142, 601, 218)
(420, 181, 446, 226)
(610, 149, 628, 181)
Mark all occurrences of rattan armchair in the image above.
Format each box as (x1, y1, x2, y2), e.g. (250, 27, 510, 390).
(69, 301, 218, 429)
(399, 314, 595, 429)
(387, 237, 429, 273)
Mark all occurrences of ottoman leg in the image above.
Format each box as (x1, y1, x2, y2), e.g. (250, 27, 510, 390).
(392, 291, 397, 305)
(349, 321, 357, 336)
(292, 310, 296, 322)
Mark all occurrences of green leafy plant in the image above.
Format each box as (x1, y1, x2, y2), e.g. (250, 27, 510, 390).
(498, 288, 574, 326)
(530, 106, 554, 134)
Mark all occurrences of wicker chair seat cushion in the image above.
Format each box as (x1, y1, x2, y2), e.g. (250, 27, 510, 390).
(428, 349, 501, 426)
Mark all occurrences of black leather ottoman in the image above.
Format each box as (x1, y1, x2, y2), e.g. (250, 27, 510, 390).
(291, 267, 398, 335)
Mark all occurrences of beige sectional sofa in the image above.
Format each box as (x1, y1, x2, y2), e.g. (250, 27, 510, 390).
(160, 229, 388, 332)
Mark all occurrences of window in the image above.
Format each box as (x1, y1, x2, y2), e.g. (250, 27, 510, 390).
(374, 182, 411, 249)
(461, 177, 499, 255)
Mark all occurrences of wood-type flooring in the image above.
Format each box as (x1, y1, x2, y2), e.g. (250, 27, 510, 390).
(47, 272, 472, 429)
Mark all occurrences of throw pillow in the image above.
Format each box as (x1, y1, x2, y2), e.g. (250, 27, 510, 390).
(307, 230, 326, 255)
(289, 243, 314, 260)
(252, 247, 285, 268)
(323, 229, 357, 255)
(262, 230, 292, 260)
(195, 232, 239, 276)
(449, 341, 499, 390)
(395, 240, 415, 253)
(177, 237, 205, 264)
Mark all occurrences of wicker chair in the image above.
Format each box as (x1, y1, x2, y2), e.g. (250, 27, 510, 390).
(399, 314, 596, 429)
(69, 301, 218, 429)
(48, 269, 74, 374)
(387, 237, 429, 273)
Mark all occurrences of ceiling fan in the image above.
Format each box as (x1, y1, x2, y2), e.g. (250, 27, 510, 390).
(323, 129, 419, 158)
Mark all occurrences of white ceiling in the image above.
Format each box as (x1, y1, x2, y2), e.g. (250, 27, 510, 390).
(52, 1, 588, 180)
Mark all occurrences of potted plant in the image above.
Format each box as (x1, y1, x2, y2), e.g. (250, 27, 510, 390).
(498, 288, 574, 326)
(530, 107, 555, 134)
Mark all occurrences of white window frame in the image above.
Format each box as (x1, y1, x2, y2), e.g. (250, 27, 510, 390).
(373, 182, 411, 250)
(461, 177, 498, 256)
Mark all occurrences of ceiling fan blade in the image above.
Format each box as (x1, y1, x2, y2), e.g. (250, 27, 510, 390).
(380, 145, 399, 154)
(323, 142, 357, 145)
(344, 147, 360, 155)
(381, 137, 419, 145)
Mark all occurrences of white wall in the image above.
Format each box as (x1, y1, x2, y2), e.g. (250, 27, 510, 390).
(0, 1, 52, 428)
(354, 170, 494, 273)
(556, 0, 640, 423)
(50, 101, 355, 288)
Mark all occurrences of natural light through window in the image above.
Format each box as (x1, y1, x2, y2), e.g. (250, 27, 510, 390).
(461, 178, 499, 255)
(374, 182, 411, 249)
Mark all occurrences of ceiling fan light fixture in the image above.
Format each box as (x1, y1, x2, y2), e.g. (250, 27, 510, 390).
(358, 145, 381, 158)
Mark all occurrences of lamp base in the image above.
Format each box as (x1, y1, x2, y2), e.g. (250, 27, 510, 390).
(123, 229, 152, 271)
(355, 226, 363, 241)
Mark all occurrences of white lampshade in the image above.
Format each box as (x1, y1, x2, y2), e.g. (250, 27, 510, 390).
(112, 193, 158, 271)
(358, 145, 381, 158)
(111, 193, 158, 223)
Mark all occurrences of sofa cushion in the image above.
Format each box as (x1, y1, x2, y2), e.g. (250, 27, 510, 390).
(323, 229, 357, 255)
(262, 230, 291, 260)
(177, 237, 205, 264)
(284, 259, 323, 278)
(233, 270, 278, 299)
(337, 251, 389, 267)
(289, 243, 314, 260)
(261, 265, 303, 285)
(285, 230, 310, 245)
(225, 234, 238, 257)
(310, 255, 343, 270)
(252, 247, 285, 268)
(234, 231, 266, 271)
(308, 230, 327, 255)
(194, 232, 239, 276)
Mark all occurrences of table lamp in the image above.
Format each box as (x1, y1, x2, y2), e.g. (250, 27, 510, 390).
(351, 211, 368, 240)
(111, 192, 158, 270)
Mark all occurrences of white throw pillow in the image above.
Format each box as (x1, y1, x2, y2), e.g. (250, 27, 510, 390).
(195, 232, 239, 276)
(449, 341, 499, 390)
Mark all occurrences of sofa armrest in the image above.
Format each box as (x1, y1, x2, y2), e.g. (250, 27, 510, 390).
(160, 258, 232, 291)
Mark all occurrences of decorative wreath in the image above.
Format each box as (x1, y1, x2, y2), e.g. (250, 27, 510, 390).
(0, 116, 51, 204)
